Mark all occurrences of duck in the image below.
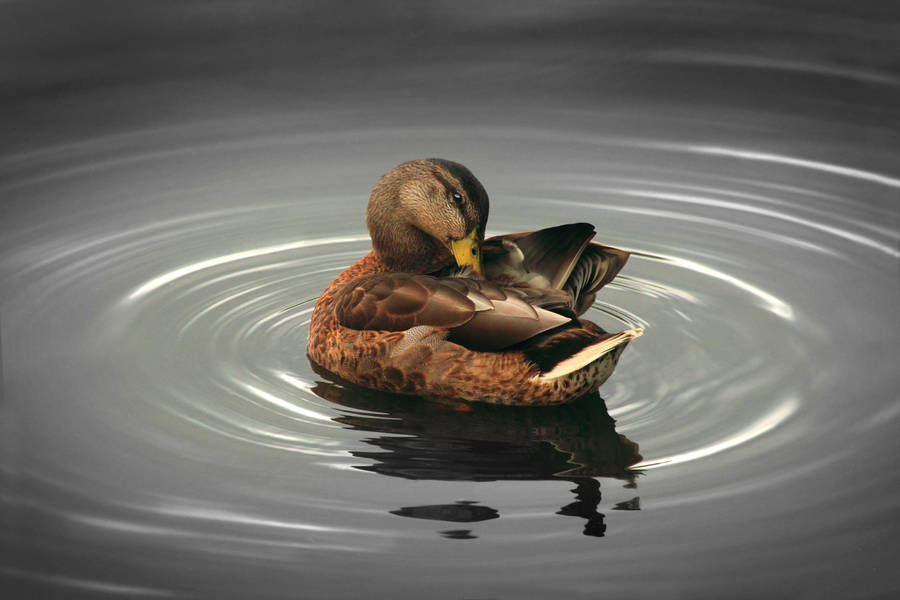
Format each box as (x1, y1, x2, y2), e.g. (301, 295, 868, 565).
(307, 158, 642, 406)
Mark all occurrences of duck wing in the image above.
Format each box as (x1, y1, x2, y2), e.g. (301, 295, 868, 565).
(484, 223, 631, 315)
(483, 223, 595, 289)
(335, 273, 570, 351)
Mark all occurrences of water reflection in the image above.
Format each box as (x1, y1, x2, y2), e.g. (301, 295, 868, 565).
(557, 479, 608, 538)
(310, 365, 642, 537)
(391, 501, 500, 523)
(391, 501, 499, 538)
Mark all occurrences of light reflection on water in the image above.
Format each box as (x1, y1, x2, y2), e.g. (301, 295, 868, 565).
(3, 2, 900, 598)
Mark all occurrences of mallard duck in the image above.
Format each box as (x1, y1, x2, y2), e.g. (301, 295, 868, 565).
(307, 158, 642, 405)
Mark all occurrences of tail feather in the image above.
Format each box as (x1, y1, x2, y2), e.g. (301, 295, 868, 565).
(533, 328, 643, 381)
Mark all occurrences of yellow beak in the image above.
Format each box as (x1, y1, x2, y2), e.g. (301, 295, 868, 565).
(449, 228, 484, 277)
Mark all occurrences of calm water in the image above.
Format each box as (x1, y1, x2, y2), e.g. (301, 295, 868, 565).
(3, 2, 899, 599)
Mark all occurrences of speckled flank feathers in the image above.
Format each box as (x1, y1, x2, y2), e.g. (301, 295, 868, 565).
(308, 253, 636, 406)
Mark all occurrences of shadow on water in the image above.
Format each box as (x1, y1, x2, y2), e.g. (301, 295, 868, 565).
(309, 364, 643, 538)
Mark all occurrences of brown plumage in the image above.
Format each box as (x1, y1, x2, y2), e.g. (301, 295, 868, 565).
(307, 158, 642, 405)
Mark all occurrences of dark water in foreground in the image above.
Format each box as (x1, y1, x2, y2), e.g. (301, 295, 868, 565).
(2, 2, 900, 599)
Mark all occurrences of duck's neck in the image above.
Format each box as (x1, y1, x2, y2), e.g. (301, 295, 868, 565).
(334, 251, 391, 286)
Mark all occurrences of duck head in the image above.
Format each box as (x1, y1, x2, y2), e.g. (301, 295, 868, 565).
(367, 159, 489, 275)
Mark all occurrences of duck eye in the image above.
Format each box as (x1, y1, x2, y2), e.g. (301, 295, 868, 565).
(452, 192, 463, 204)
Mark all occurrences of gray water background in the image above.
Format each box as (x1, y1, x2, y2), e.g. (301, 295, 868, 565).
(2, 2, 899, 598)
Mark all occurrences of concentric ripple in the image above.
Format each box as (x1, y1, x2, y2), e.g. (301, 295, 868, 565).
(2, 117, 898, 598)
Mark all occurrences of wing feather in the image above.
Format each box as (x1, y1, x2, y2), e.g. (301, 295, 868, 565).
(564, 242, 631, 314)
(337, 274, 475, 331)
(484, 223, 596, 289)
(335, 273, 570, 350)
(484, 224, 631, 316)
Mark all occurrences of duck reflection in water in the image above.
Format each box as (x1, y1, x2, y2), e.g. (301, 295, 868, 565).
(310, 365, 642, 538)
